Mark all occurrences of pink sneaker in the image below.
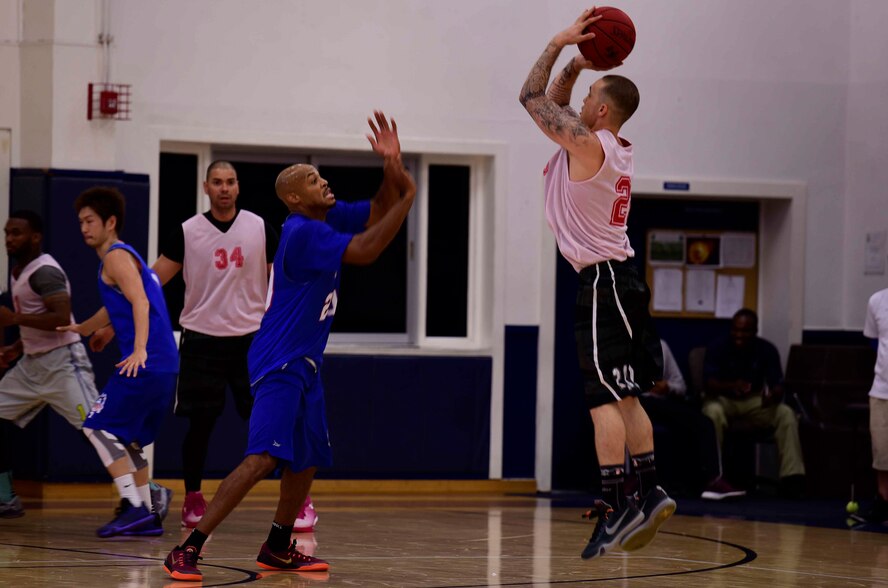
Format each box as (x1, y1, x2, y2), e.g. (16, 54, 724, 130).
(293, 496, 318, 533)
(181, 491, 207, 528)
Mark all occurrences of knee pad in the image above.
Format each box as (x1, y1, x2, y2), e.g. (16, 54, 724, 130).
(83, 427, 128, 467)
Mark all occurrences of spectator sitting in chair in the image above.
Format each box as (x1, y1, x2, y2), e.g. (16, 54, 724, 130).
(640, 339, 745, 500)
(702, 308, 806, 498)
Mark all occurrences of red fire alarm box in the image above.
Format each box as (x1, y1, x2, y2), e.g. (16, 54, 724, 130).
(88, 83, 131, 120)
(99, 90, 119, 115)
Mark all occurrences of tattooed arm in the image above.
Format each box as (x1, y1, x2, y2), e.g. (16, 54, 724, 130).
(519, 9, 600, 149)
(546, 57, 582, 114)
(547, 53, 602, 116)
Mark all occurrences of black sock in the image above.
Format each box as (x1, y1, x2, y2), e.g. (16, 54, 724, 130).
(267, 521, 292, 552)
(631, 451, 658, 497)
(600, 464, 626, 511)
(182, 529, 209, 553)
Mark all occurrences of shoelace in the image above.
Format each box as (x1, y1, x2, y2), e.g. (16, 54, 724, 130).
(285, 542, 317, 563)
(581, 500, 613, 521)
(178, 547, 202, 567)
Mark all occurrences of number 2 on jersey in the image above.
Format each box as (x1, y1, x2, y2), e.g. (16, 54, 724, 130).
(609, 176, 631, 227)
(214, 246, 245, 269)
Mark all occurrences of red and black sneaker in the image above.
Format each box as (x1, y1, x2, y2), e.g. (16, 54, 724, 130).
(163, 544, 202, 581)
(256, 540, 329, 572)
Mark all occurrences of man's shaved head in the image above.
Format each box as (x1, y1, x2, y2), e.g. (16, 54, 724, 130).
(275, 164, 316, 200)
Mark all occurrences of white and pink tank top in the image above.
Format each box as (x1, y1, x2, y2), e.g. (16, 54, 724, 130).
(543, 129, 635, 272)
(180, 210, 268, 336)
(11, 253, 80, 355)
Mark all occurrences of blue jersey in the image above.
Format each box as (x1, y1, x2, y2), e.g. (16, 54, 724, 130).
(99, 242, 179, 372)
(248, 200, 371, 384)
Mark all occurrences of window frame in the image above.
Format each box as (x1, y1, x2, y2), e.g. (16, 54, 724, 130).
(157, 143, 492, 353)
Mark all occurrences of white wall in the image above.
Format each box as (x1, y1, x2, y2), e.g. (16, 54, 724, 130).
(4, 0, 887, 330)
(843, 0, 888, 326)
(0, 0, 22, 167)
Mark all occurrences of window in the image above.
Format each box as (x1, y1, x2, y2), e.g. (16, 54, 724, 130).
(158, 145, 487, 349)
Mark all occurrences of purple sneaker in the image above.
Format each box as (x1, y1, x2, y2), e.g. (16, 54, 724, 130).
(96, 499, 154, 538)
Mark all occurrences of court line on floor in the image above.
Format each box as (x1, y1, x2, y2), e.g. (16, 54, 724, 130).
(0, 541, 262, 587)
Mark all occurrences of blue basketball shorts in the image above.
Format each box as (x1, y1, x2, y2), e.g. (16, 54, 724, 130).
(83, 370, 177, 447)
(246, 358, 332, 472)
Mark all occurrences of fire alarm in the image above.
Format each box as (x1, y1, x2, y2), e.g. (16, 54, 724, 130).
(99, 90, 119, 115)
(88, 83, 131, 120)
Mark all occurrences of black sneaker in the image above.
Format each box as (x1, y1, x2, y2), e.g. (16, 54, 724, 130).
(96, 498, 154, 538)
(580, 498, 644, 559)
(620, 485, 676, 551)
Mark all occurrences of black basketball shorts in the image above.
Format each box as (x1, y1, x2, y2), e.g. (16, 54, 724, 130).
(575, 259, 663, 409)
(174, 329, 255, 419)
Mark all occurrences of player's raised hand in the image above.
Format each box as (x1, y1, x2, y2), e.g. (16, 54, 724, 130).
(573, 53, 620, 72)
(366, 111, 401, 161)
(553, 7, 600, 48)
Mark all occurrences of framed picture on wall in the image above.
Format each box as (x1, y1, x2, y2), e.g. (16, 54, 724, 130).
(648, 231, 685, 265)
(685, 235, 721, 267)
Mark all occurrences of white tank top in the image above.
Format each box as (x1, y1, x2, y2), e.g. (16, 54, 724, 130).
(11, 253, 81, 355)
(179, 210, 269, 336)
(543, 129, 635, 272)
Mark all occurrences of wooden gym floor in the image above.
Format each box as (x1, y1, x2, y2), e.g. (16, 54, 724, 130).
(0, 480, 886, 587)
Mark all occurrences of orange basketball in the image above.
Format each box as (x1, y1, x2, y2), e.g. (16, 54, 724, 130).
(578, 6, 636, 69)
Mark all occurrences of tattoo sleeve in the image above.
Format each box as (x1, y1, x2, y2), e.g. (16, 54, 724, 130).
(520, 42, 589, 141)
(547, 58, 580, 106)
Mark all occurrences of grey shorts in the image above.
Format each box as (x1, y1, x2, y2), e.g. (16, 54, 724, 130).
(0, 341, 98, 429)
(872, 396, 888, 471)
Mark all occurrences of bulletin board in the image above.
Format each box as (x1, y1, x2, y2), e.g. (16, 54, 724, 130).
(645, 229, 758, 318)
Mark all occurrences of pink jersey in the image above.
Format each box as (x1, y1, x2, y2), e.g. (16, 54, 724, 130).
(11, 253, 80, 355)
(180, 210, 268, 336)
(543, 129, 635, 272)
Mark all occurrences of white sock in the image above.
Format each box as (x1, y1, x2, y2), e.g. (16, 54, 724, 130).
(114, 473, 143, 507)
(137, 484, 152, 512)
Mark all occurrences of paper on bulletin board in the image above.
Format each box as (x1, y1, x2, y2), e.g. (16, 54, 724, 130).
(685, 269, 716, 312)
(653, 268, 683, 312)
(865, 230, 886, 275)
(721, 233, 756, 268)
(715, 274, 746, 318)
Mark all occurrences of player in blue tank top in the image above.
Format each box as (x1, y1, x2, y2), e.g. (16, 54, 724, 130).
(163, 111, 416, 581)
(60, 187, 178, 539)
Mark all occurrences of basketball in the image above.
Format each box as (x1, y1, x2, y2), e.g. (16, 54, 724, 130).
(578, 6, 636, 69)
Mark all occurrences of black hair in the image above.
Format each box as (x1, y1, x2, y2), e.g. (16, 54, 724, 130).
(74, 187, 126, 235)
(8, 209, 44, 234)
(206, 160, 237, 181)
(733, 307, 759, 329)
(601, 75, 640, 125)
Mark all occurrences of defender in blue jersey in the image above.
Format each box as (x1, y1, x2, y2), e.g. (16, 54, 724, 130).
(164, 111, 415, 582)
(61, 187, 179, 538)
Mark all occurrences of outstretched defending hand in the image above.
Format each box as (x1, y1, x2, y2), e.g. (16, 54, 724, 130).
(366, 111, 401, 161)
